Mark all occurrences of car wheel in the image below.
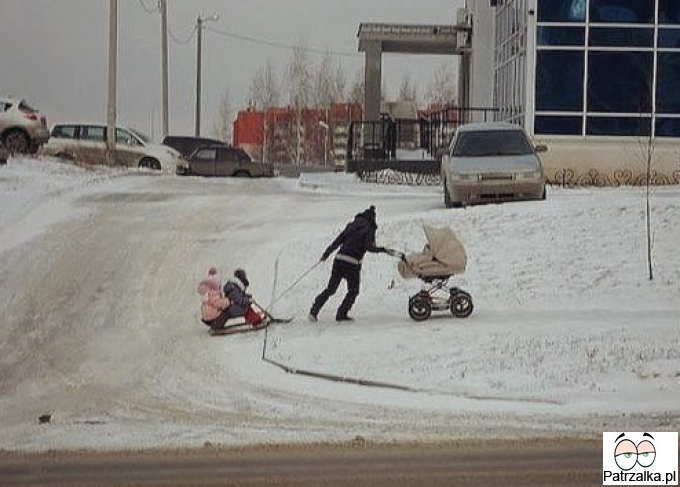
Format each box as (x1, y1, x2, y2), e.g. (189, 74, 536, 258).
(234, 170, 251, 178)
(444, 179, 454, 208)
(139, 158, 161, 171)
(4, 130, 30, 154)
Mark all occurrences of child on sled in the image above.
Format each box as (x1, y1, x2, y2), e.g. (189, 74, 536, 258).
(197, 267, 267, 331)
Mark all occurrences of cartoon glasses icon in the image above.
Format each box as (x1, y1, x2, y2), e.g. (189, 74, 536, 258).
(614, 437, 656, 471)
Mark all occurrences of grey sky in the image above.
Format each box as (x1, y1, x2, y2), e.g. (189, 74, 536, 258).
(1, 0, 461, 140)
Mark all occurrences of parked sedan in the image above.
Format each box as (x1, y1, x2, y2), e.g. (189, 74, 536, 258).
(441, 122, 546, 208)
(0, 97, 50, 154)
(162, 135, 229, 158)
(177, 145, 274, 178)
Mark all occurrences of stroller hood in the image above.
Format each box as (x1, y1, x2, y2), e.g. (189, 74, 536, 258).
(398, 225, 467, 279)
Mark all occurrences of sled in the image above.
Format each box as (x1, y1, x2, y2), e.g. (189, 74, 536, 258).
(208, 316, 293, 336)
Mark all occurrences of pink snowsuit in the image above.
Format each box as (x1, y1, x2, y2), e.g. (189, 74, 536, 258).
(197, 269, 231, 326)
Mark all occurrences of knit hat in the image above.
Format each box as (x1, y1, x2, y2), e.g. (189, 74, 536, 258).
(234, 268, 249, 288)
(359, 205, 376, 224)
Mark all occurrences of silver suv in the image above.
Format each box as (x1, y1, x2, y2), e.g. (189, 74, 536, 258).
(0, 97, 50, 154)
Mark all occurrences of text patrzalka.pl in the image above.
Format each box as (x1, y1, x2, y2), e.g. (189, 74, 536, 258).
(603, 470, 677, 484)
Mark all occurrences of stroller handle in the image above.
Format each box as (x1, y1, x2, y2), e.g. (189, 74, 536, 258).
(383, 247, 407, 261)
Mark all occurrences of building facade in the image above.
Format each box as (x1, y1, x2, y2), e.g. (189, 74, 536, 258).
(232, 103, 362, 167)
(470, 0, 680, 185)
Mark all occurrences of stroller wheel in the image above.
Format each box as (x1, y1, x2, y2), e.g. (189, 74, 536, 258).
(450, 291, 473, 318)
(408, 295, 431, 321)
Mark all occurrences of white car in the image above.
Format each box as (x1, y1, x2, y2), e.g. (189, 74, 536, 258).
(441, 122, 547, 208)
(40, 123, 182, 171)
(0, 97, 50, 154)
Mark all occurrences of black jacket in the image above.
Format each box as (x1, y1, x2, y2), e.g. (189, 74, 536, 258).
(322, 209, 379, 263)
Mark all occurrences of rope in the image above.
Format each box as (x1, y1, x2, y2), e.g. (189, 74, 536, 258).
(261, 256, 320, 358)
(268, 261, 321, 308)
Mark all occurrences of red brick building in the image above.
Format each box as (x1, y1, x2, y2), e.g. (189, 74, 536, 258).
(233, 103, 362, 166)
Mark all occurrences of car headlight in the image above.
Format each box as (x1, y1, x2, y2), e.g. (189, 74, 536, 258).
(516, 170, 542, 180)
(453, 173, 478, 181)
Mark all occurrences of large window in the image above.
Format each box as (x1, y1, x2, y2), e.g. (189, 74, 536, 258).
(589, 0, 654, 24)
(530, 0, 680, 137)
(537, 0, 586, 22)
(659, 0, 680, 24)
(536, 51, 584, 111)
(587, 52, 653, 113)
(656, 53, 680, 113)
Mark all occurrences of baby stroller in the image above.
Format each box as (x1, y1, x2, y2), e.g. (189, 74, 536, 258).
(385, 225, 474, 321)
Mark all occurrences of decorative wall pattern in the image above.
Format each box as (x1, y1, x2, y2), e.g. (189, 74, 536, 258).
(359, 169, 442, 186)
(551, 168, 680, 187)
(355, 167, 680, 187)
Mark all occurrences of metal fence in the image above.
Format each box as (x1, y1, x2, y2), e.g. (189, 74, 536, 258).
(346, 107, 498, 185)
(346, 107, 499, 162)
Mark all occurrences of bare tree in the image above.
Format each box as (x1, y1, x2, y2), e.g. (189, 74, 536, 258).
(211, 86, 232, 143)
(312, 51, 335, 108)
(332, 62, 347, 103)
(426, 63, 457, 106)
(397, 75, 419, 104)
(349, 68, 364, 106)
(637, 118, 655, 281)
(312, 52, 348, 107)
(285, 43, 313, 110)
(248, 59, 280, 110)
(285, 43, 313, 164)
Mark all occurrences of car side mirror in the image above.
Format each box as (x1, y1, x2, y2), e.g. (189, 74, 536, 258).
(534, 144, 548, 153)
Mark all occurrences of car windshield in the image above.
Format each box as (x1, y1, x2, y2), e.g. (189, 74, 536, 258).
(453, 130, 533, 157)
(128, 128, 151, 144)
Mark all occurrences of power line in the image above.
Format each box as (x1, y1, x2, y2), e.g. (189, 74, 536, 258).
(169, 23, 197, 44)
(205, 26, 360, 58)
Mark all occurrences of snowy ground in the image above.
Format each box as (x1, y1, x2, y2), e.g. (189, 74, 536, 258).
(0, 156, 678, 452)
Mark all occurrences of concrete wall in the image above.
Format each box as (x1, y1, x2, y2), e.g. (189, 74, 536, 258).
(535, 137, 680, 186)
(467, 0, 496, 118)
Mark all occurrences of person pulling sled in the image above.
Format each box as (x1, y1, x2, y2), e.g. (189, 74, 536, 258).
(197, 267, 267, 332)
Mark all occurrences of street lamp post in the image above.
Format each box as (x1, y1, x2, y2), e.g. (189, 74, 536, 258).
(318, 120, 329, 167)
(195, 14, 219, 136)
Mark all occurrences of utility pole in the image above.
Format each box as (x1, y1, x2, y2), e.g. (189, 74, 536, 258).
(107, 0, 117, 159)
(195, 14, 218, 136)
(160, 0, 169, 137)
(195, 15, 202, 136)
(318, 120, 329, 167)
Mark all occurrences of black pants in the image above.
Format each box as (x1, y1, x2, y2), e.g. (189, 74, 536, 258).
(201, 310, 230, 330)
(310, 259, 361, 319)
